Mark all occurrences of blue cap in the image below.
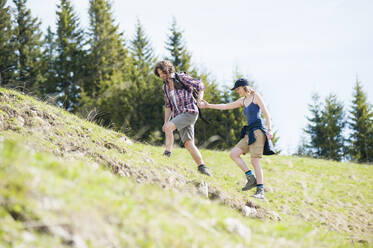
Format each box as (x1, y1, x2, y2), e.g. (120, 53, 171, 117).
(231, 78, 249, 90)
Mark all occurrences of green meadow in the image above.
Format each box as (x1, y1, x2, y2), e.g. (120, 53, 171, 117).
(1, 88, 372, 248)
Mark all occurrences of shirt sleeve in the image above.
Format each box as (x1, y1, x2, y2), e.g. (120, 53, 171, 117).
(178, 73, 205, 91)
(163, 85, 171, 108)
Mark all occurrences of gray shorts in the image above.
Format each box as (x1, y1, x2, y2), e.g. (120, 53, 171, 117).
(171, 112, 198, 143)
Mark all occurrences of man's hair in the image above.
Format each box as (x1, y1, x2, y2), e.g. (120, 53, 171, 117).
(154, 60, 175, 77)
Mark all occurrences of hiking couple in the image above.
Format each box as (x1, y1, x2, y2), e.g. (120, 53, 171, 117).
(154, 60, 275, 199)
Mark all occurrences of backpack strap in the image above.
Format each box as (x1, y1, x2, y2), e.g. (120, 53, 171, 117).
(174, 73, 209, 124)
(174, 73, 191, 92)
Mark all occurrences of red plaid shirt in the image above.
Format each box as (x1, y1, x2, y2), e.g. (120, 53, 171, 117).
(162, 72, 204, 118)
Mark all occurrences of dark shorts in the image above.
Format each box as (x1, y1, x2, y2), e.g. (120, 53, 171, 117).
(171, 112, 198, 143)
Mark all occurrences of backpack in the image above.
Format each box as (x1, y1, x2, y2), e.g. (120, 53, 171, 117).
(173, 72, 210, 124)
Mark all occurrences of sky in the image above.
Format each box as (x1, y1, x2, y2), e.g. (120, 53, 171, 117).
(21, 0, 373, 154)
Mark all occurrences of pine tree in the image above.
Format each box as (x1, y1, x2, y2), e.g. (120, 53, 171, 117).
(12, 0, 44, 93)
(79, 0, 145, 139)
(295, 135, 312, 157)
(321, 94, 346, 161)
(304, 94, 346, 160)
(126, 19, 164, 141)
(348, 80, 373, 163)
(0, 0, 15, 86)
(54, 0, 85, 111)
(130, 18, 155, 74)
(84, 0, 129, 98)
(165, 18, 192, 73)
(41, 26, 57, 97)
(304, 94, 326, 158)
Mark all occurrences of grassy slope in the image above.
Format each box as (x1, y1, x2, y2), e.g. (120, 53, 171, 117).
(0, 88, 372, 248)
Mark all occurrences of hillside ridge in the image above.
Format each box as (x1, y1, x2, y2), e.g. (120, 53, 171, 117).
(1, 88, 372, 247)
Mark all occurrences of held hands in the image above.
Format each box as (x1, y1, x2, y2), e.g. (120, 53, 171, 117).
(197, 99, 209, 109)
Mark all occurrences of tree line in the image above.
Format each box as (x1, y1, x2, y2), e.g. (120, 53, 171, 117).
(297, 80, 373, 163)
(0, 0, 280, 151)
(4, 0, 370, 163)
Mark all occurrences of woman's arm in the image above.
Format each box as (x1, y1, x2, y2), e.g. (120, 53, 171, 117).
(200, 97, 243, 110)
(254, 93, 273, 139)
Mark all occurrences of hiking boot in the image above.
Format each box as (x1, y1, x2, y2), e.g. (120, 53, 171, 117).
(198, 164, 211, 176)
(242, 174, 257, 191)
(252, 187, 265, 199)
(163, 150, 171, 157)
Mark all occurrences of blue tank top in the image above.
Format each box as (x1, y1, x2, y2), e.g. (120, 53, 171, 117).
(243, 96, 261, 125)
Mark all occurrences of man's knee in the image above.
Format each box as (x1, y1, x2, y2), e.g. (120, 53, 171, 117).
(164, 122, 176, 133)
(184, 139, 194, 150)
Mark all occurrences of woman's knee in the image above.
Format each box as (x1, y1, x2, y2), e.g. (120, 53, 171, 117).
(251, 157, 261, 165)
(230, 149, 241, 160)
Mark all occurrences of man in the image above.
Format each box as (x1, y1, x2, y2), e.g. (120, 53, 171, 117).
(154, 60, 211, 176)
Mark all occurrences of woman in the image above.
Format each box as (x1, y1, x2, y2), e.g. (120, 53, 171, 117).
(199, 78, 274, 199)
